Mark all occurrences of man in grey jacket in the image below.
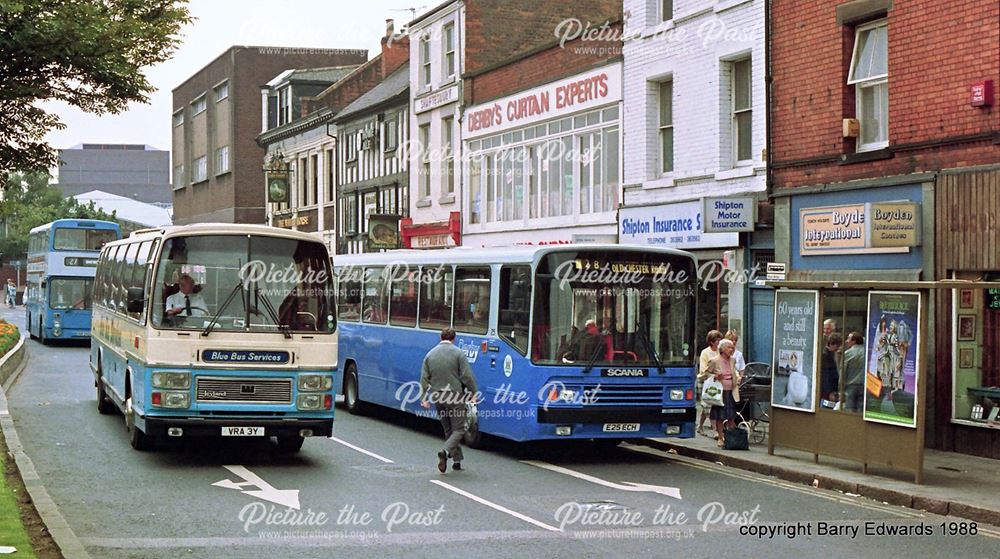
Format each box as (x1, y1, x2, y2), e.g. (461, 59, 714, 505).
(420, 328, 479, 473)
(842, 331, 866, 411)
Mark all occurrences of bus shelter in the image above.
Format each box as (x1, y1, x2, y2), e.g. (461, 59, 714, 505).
(764, 280, 1000, 484)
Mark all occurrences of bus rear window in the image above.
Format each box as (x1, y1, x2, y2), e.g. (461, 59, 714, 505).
(53, 228, 117, 251)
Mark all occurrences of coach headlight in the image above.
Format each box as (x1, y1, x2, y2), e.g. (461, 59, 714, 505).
(152, 371, 191, 389)
(298, 374, 333, 392)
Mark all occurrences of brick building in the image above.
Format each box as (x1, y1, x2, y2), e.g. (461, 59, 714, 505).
(456, 0, 624, 248)
(620, 0, 767, 358)
(257, 25, 410, 253)
(171, 46, 367, 225)
(770, 0, 1000, 458)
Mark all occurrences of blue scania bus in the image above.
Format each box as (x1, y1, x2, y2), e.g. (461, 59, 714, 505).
(333, 245, 698, 445)
(25, 219, 121, 343)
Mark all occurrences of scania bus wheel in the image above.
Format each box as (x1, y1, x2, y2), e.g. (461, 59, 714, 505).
(463, 404, 484, 449)
(344, 363, 365, 416)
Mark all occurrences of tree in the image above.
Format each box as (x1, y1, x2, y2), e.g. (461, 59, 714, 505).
(0, 0, 191, 172)
(0, 171, 116, 259)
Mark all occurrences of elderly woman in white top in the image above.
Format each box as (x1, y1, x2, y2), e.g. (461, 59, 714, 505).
(704, 338, 743, 448)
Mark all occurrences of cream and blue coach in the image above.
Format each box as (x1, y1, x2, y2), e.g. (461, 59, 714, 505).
(90, 224, 337, 451)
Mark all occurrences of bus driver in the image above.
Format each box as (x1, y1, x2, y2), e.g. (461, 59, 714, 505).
(165, 274, 208, 318)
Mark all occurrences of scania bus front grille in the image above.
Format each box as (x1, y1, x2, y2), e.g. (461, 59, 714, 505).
(196, 377, 293, 404)
(579, 384, 665, 405)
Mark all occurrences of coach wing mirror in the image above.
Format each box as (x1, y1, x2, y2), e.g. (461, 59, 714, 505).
(126, 287, 145, 313)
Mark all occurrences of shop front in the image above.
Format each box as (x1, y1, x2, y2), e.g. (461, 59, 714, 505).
(462, 62, 622, 248)
(933, 167, 1000, 459)
(618, 199, 749, 349)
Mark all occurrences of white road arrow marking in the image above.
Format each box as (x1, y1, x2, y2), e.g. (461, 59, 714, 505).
(212, 465, 301, 509)
(521, 460, 682, 500)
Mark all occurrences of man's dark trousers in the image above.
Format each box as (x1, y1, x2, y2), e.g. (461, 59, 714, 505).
(435, 401, 467, 462)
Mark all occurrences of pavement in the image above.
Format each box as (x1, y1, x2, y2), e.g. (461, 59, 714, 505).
(644, 432, 1000, 527)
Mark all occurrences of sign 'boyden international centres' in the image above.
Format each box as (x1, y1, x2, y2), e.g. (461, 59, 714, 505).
(800, 202, 921, 255)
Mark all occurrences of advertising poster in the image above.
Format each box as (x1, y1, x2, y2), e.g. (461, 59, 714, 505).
(863, 291, 920, 428)
(771, 290, 819, 412)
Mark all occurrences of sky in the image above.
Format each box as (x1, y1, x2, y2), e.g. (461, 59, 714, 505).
(42, 0, 428, 152)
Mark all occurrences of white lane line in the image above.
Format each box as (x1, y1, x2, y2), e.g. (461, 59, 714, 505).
(328, 436, 394, 463)
(521, 460, 683, 500)
(429, 480, 561, 532)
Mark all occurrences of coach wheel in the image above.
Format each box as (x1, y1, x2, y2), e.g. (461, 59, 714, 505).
(125, 395, 153, 451)
(344, 363, 365, 416)
(463, 404, 484, 449)
(38, 318, 47, 345)
(96, 373, 115, 415)
(27, 313, 37, 340)
(276, 435, 304, 454)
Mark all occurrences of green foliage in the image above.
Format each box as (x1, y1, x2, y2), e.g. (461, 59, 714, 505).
(0, 0, 191, 172)
(0, 170, 116, 259)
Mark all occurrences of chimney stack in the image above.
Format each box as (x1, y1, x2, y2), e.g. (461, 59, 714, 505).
(385, 18, 394, 39)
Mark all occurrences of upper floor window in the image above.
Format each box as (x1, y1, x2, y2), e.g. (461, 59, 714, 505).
(419, 124, 431, 199)
(660, 0, 673, 22)
(278, 86, 291, 126)
(191, 95, 207, 116)
(731, 57, 752, 164)
(172, 110, 184, 127)
(443, 116, 455, 195)
(443, 23, 456, 79)
(173, 164, 185, 188)
(384, 116, 398, 152)
(192, 156, 207, 183)
(215, 146, 230, 175)
(658, 80, 673, 174)
(420, 36, 431, 88)
(848, 19, 888, 151)
(214, 81, 229, 102)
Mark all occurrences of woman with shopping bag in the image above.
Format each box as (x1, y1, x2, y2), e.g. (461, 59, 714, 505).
(696, 330, 724, 436)
(703, 339, 742, 448)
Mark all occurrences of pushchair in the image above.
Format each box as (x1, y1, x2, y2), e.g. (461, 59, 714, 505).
(735, 362, 771, 444)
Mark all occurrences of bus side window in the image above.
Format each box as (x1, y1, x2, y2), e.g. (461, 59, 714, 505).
(454, 267, 491, 335)
(418, 265, 453, 330)
(124, 242, 144, 320)
(389, 268, 418, 328)
(361, 267, 388, 324)
(336, 268, 361, 322)
(110, 245, 127, 314)
(499, 266, 531, 355)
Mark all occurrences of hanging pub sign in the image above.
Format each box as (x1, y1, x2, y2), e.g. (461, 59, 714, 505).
(863, 291, 921, 428)
(267, 172, 289, 204)
(367, 214, 400, 251)
(799, 201, 921, 255)
(771, 289, 820, 413)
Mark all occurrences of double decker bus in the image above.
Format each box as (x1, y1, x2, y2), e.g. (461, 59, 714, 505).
(90, 224, 337, 451)
(333, 245, 698, 445)
(25, 219, 121, 342)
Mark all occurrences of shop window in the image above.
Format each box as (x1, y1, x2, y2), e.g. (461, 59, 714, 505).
(696, 261, 730, 348)
(819, 290, 868, 413)
(454, 267, 491, 335)
(953, 280, 1000, 426)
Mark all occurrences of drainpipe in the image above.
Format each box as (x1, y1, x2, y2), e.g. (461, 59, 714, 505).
(764, 0, 773, 198)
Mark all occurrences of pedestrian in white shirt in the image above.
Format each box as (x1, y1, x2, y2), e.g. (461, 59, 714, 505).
(725, 330, 746, 375)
